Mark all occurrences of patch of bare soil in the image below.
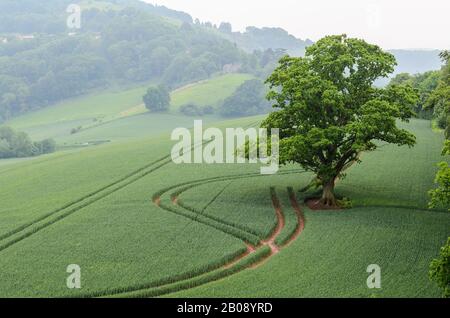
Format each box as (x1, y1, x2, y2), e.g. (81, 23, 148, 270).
(305, 198, 342, 211)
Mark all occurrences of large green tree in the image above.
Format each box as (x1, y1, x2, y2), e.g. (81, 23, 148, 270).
(262, 35, 419, 207)
(143, 85, 170, 112)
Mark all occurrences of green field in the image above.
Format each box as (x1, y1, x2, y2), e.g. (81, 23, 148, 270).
(7, 86, 149, 130)
(0, 114, 448, 297)
(4, 74, 252, 146)
(170, 74, 254, 110)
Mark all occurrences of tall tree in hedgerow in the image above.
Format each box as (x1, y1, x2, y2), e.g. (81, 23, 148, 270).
(262, 34, 419, 207)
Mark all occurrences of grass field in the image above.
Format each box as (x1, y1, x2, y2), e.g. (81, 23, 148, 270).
(7, 86, 149, 130)
(4, 74, 252, 146)
(170, 74, 254, 110)
(0, 114, 449, 297)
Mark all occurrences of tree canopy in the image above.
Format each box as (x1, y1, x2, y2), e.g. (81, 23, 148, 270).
(389, 70, 440, 118)
(0, 126, 55, 158)
(262, 34, 419, 207)
(426, 51, 450, 137)
(429, 237, 450, 298)
(143, 85, 170, 112)
(219, 79, 271, 117)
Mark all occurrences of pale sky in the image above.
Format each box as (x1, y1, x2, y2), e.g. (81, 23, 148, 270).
(145, 0, 450, 50)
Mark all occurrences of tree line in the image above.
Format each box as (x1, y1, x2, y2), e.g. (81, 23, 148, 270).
(0, 4, 283, 122)
(143, 79, 272, 118)
(0, 126, 55, 158)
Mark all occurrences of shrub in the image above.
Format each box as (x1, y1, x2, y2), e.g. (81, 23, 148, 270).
(70, 126, 82, 135)
(179, 103, 202, 116)
(0, 126, 56, 158)
(429, 237, 450, 298)
(219, 79, 271, 117)
(143, 85, 170, 112)
(179, 104, 216, 116)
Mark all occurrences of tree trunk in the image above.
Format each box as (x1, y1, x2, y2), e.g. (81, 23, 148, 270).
(321, 179, 337, 207)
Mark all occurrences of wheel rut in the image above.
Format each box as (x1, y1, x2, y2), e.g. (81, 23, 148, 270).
(94, 178, 307, 298)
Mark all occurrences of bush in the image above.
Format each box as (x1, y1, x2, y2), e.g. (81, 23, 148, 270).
(37, 138, 56, 154)
(219, 79, 271, 117)
(202, 105, 215, 115)
(179, 103, 202, 116)
(143, 85, 170, 112)
(0, 126, 56, 158)
(70, 126, 82, 135)
(429, 237, 450, 298)
(179, 104, 216, 116)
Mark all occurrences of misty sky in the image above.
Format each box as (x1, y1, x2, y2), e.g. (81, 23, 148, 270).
(146, 0, 449, 50)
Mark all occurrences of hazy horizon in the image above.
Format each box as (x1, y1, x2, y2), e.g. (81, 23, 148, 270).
(146, 0, 449, 50)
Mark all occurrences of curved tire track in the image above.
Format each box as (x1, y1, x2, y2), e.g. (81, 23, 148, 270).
(95, 174, 306, 298)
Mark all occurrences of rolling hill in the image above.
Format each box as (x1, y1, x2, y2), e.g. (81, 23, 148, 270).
(0, 115, 448, 297)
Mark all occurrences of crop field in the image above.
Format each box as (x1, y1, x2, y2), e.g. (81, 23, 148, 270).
(7, 86, 149, 131)
(0, 114, 449, 297)
(4, 74, 252, 146)
(170, 74, 254, 111)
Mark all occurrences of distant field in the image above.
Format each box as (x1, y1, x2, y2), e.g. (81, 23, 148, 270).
(0, 117, 448, 297)
(5, 74, 252, 144)
(56, 112, 221, 144)
(170, 73, 254, 110)
(8, 86, 149, 130)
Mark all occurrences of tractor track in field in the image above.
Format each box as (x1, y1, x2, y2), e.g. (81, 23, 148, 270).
(154, 169, 307, 242)
(282, 187, 306, 248)
(1, 120, 307, 297)
(0, 121, 261, 253)
(0, 155, 174, 253)
(90, 172, 307, 298)
(0, 119, 261, 253)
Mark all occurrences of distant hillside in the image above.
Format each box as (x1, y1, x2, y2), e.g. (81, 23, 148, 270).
(215, 24, 313, 56)
(0, 0, 261, 122)
(0, 0, 444, 120)
(0, 0, 192, 33)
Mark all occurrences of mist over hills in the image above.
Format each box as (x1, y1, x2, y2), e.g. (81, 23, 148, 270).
(0, 0, 444, 121)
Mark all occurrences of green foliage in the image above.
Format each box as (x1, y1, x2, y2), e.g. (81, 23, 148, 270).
(429, 140, 450, 211)
(389, 70, 440, 118)
(425, 51, 450, 137)
(429, 238, 450, 298)
(0, 126, 55, 158)
(171, 73, 254, 111)
(143, 85, 170, 112)
(179, 104, 214, 116)
(219, 79, 271, 117)
(262, 35, 419, 205)
(337, 197, 353, 209)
